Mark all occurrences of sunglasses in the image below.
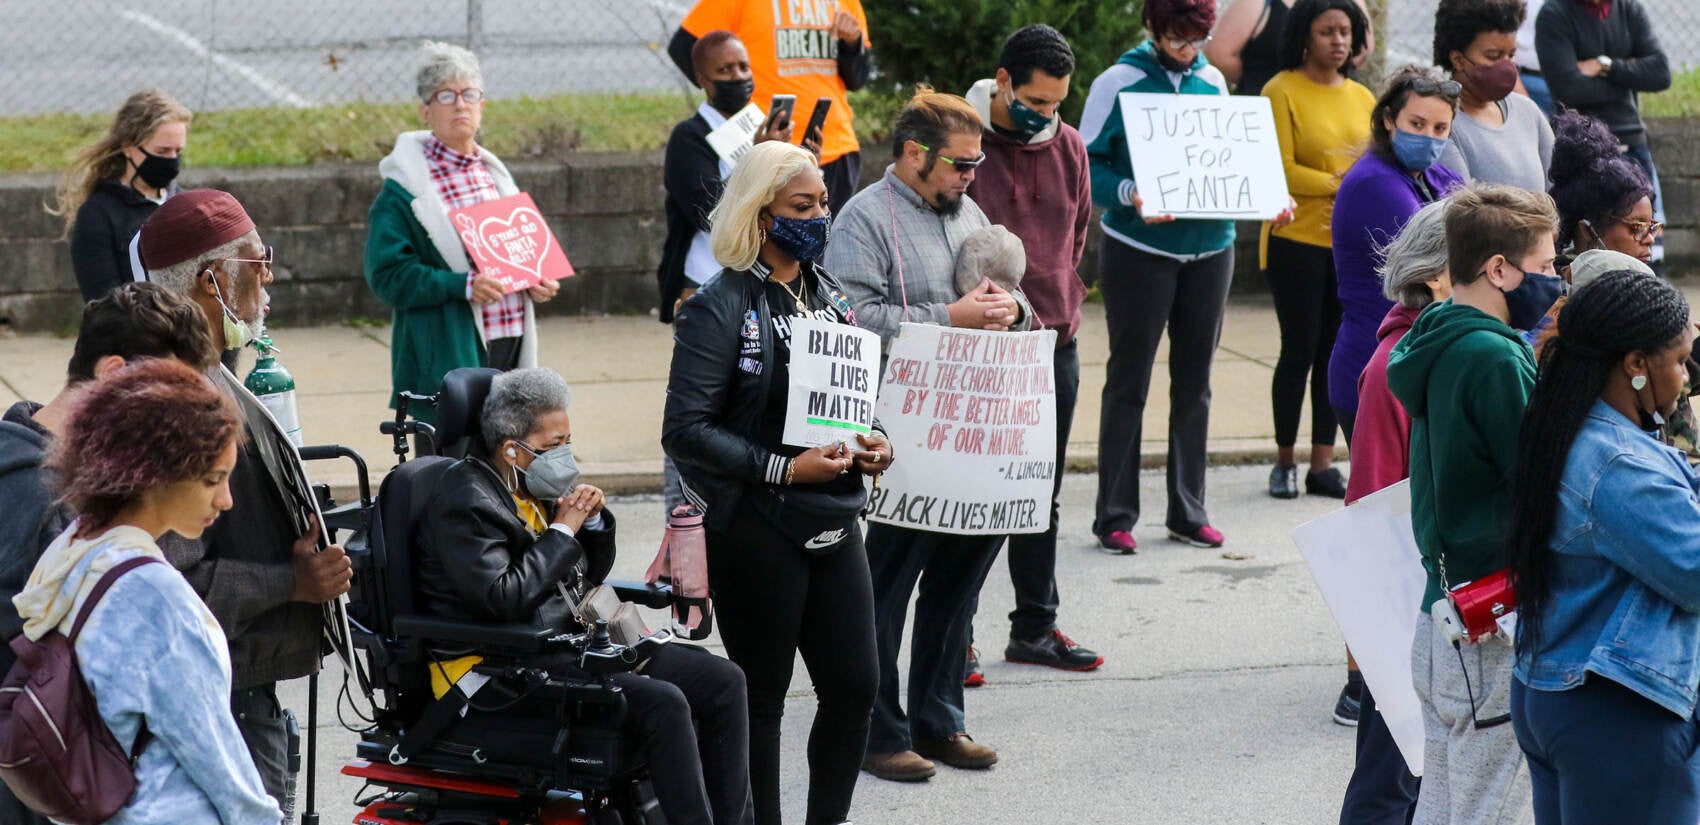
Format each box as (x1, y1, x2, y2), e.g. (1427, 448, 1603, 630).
(428, 87, 485, 105)
(1619, 218, 1664, 242)
(1163, 35, 1213, 51)
(915, 142, 985, 173)
(1409, 78, 1463, 99)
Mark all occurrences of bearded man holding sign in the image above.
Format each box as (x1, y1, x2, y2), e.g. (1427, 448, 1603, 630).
(825, 89, 1045, 784)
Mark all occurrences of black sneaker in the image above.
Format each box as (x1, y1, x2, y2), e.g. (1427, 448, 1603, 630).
(1005, 629, 1104, 671)
(1306, 467, 1348, 499)
(1332, 681, 1361, 727)
(1268, 464, 1300, 499)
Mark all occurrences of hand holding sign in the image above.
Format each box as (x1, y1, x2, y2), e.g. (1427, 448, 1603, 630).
(783, 316, 882, 449)
(450, 193, 575, 295)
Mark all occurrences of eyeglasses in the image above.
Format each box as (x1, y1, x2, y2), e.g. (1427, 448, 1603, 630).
(1163, 35, 1213, 51)
(1619, 218, 1664, 242)
(428, 87, 485, 105)
(1410, 78, 1463, 99)
(915, 143, 985, 173)
(217, 246, 274, 269)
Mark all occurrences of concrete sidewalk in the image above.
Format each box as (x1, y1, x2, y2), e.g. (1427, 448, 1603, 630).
(2, 298, 1322, 492)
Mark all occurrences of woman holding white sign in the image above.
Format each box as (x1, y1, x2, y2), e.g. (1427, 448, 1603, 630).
(1260, 0, 1374, 500)
(663, 140, 890, 825)
(1080, 0, 1294, 552)
(364, 41, 559, 423)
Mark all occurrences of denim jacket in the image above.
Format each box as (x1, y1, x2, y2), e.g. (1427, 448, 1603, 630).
(1515, 401, 1700, 719)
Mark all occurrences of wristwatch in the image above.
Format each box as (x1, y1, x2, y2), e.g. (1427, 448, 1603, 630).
(1598, 55, 1614, 75)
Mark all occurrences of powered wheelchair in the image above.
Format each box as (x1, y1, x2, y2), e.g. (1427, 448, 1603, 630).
(304, 367, 678, 825)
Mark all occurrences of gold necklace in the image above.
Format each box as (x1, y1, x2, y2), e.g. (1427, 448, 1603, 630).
(774, 274, 808, 313)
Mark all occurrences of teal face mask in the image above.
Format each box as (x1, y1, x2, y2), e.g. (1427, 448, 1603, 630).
(1003, 88, 1054, 141)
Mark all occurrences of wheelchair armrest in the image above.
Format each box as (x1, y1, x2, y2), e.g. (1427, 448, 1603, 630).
(607, 579, 672, 610)
(391, 614, 556, 655)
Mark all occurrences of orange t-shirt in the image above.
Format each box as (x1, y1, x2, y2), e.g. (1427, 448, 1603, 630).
(681, 0, 870, 164)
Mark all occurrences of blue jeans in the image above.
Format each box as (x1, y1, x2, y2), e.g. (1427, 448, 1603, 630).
(1512, 675, 1700, 824)
(1521, 74, 1554, 118)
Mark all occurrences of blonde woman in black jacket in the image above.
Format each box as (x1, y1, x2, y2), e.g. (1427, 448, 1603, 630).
(664, 141, 889, 825)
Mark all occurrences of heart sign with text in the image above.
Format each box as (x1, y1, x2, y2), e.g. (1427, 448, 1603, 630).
(450, 193, 575, 294)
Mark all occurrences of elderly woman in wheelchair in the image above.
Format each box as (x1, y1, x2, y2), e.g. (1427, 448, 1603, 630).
(406, 367, 753, 825)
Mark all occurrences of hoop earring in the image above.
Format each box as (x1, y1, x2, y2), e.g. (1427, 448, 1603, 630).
(759, 228, 768, 245)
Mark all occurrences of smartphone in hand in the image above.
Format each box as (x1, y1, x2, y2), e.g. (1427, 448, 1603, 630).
(766, 94, 797, 132)
(803, 97, 832, 146)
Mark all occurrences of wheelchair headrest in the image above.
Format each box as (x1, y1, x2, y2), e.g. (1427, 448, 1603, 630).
(434, 367, 501, 457)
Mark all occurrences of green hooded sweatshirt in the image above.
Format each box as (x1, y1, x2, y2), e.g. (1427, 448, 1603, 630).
(1386, 299, 1536, 610)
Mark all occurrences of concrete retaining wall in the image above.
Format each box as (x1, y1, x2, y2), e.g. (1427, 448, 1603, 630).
(3, 117, 1698, 332)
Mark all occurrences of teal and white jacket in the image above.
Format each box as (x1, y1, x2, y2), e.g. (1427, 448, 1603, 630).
(1079, 42, 1236, 261)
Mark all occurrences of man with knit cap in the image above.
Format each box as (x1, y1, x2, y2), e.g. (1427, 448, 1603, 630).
(137, 189, 354, 815)
(963, 24, 1103, 681)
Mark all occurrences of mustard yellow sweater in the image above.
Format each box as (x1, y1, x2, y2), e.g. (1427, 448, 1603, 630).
(1261, 70, 1375, 255)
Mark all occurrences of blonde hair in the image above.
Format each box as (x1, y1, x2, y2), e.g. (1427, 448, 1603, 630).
(50, 89, 192, 237)
(709, 141, 820, 272)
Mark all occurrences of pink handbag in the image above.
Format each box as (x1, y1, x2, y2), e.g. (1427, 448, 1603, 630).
(645, 504, 713, 640)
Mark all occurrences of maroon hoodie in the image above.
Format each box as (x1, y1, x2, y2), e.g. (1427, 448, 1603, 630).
(966, 91, 1093, 345)
(1343, 303, 1423, 505)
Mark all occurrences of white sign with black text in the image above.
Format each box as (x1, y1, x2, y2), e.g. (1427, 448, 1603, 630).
(705, 103, 767, 168)
(1118, 92, 1289, 220)
(782, 315, 881, 448)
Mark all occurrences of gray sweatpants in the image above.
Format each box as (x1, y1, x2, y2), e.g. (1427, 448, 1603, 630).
(1410, 617, 1533, 825)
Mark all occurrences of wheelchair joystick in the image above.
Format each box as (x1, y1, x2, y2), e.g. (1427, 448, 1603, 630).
(580, 619, 639, 675)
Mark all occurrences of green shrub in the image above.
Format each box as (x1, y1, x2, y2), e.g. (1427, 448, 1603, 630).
(859, 0, 1147, 125)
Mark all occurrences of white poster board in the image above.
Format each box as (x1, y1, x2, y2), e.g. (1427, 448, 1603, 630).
(706, 103, 766, 168)
(1291, 480, 1427, 775)
(864, 323, 1056, 536)
(783, 315, 881, 447)
(1118, 92, 1289, 220)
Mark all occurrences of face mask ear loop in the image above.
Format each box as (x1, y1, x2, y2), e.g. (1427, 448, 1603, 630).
(208, 265, 246, 328)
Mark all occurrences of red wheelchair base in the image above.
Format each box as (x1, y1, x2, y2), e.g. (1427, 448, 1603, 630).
(343, 759, 593, 825)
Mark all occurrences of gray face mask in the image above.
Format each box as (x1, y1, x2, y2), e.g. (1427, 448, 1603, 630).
(513, 441, 580, 500)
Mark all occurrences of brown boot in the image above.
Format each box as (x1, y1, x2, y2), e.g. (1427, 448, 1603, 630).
(914, 733, 998, 769)
(861, 750, 936, 782)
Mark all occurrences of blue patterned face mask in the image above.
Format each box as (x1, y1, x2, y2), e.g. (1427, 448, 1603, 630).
(1003, 88, 1054, 141)
(768, 215, 830, 262)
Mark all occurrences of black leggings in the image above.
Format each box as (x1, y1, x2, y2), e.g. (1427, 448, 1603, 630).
(1267, 236, 1342, 449)
(707, 499, 878, 825)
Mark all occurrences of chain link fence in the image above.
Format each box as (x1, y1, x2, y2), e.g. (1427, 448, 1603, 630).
(6, 1, 696, 116)
(4, 1, 1696, 118)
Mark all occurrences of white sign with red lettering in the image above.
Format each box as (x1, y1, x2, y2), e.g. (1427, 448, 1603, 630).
(450, 192, 575, 294)
(864, 323, 1056, 536)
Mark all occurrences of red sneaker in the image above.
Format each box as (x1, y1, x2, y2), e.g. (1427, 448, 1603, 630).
(964, 645, 985, 688)
(1097, 530, 1137, 555)
(1168, 525, 1225, 548)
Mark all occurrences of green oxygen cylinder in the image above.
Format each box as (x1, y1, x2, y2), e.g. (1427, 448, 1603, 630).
(245, 337, 302, 446)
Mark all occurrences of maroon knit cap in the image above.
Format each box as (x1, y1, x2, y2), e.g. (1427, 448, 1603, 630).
(137, 189, 256, 271)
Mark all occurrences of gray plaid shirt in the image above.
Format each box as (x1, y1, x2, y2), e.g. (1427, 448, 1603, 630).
(825, 165, 1032, 350)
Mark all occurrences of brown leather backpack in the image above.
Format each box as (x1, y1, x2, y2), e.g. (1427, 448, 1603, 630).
(0, 556, 157, 824)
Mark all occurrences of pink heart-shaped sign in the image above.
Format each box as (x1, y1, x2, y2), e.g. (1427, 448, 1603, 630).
(475, 207, 553, 283)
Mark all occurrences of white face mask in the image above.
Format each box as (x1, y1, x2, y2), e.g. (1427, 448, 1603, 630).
(209, 269, 261, 349)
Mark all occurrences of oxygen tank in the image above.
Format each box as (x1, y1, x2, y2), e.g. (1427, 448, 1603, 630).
(245, 337, 302, 446)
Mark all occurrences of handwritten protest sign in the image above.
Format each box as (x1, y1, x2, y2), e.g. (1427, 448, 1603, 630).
(1118, 92, 1289, 220)
(783, 316, 881, 447)
(450, 193, 575, 294)
(706, 103, 766, 168)
(865, 324, 1056, 536)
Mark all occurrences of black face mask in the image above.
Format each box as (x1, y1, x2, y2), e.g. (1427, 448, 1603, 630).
(708, 78, 755, 114)
(131, 150, 180, 191)
(1156, 50, 1193, 74)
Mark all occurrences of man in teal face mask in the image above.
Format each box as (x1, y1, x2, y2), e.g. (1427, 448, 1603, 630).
(963, 25, 1105, 683)
(137, 188, 354, 816)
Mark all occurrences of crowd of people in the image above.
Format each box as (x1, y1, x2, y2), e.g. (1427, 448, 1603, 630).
(0, 0, 1692, 822)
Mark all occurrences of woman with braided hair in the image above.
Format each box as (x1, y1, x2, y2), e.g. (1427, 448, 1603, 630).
(1506, 269, 1700, 822)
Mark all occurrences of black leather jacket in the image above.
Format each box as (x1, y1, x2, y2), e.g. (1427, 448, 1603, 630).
(415, 457, 616, 631)
(662, 259, 878, 532)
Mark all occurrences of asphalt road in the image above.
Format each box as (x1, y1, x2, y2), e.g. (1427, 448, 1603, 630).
(10, 2, 1697, 116)
(283, 465, 1366, 825)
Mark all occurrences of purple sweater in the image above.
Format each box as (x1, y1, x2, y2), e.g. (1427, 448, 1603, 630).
(1327, 151, 1462, 416)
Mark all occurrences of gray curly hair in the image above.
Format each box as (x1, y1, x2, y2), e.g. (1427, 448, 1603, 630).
(416, 40, 483, 102)
(482, 367, 572, 451)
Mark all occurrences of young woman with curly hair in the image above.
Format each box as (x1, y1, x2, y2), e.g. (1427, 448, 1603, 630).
(12, 359, 281, 825)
